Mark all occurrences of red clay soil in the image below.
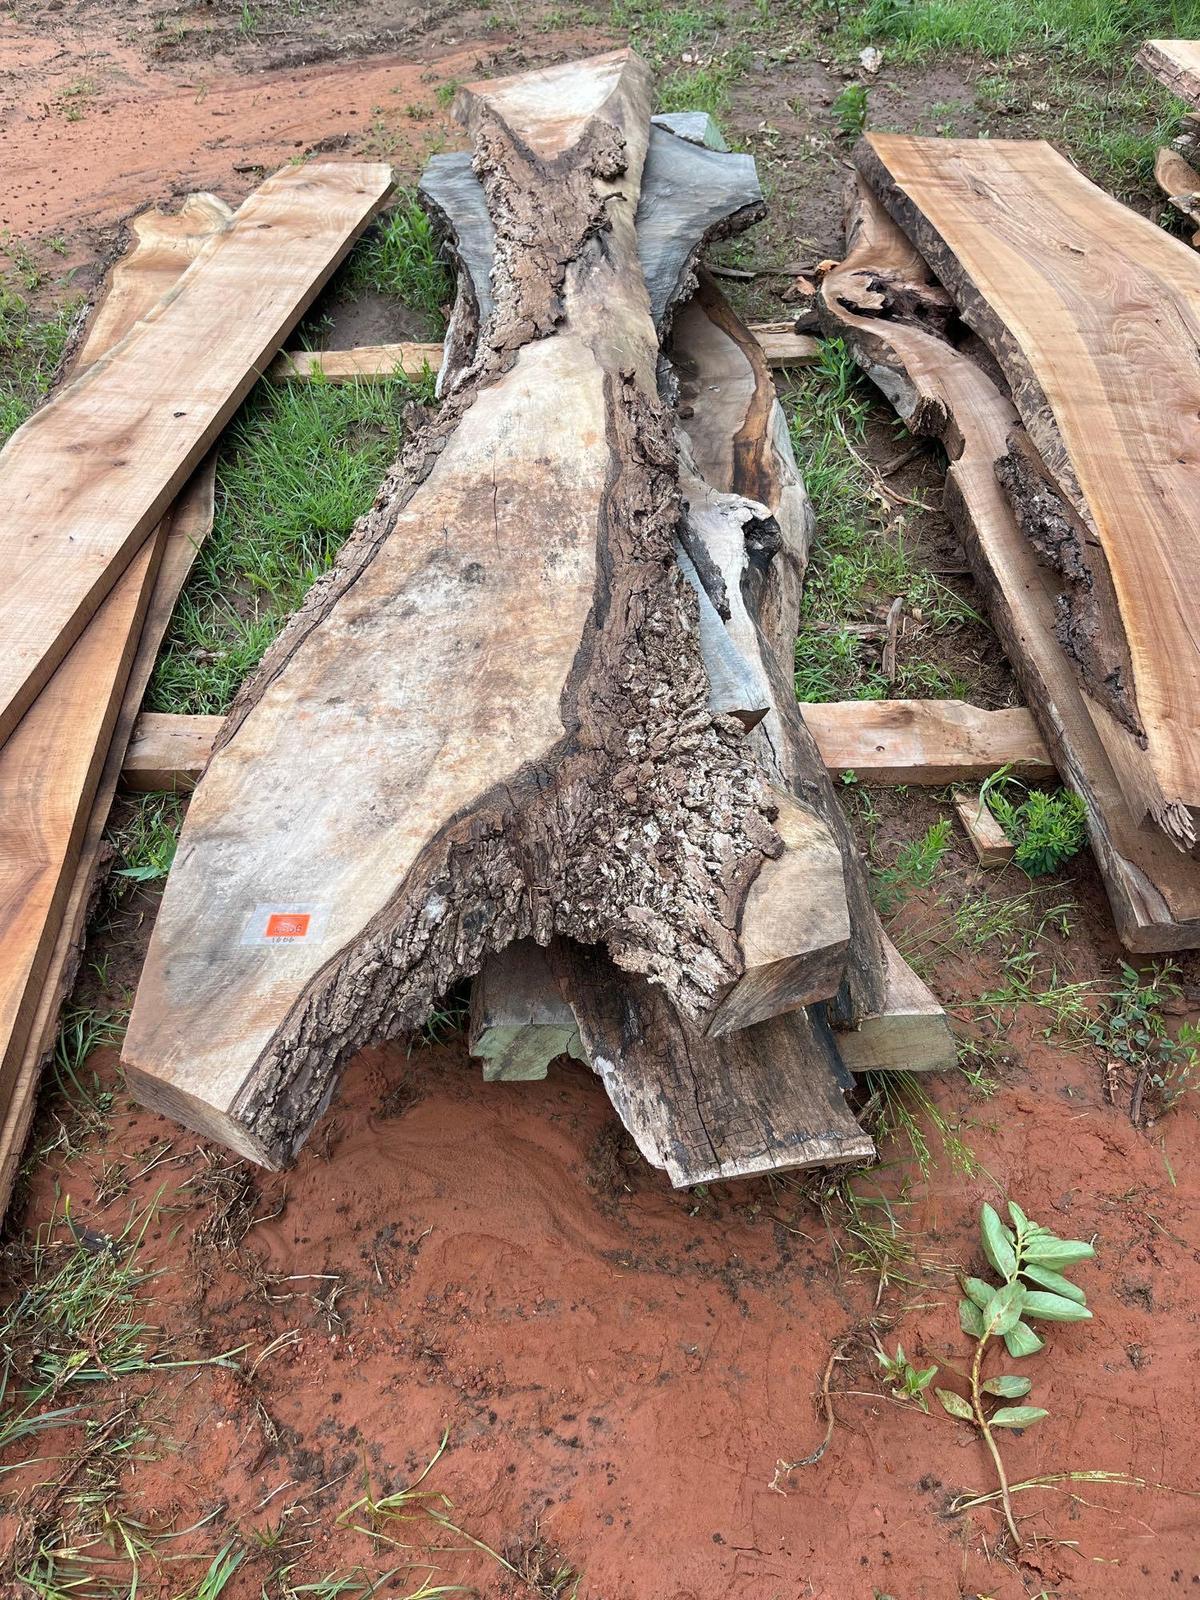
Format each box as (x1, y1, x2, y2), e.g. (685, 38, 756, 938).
(3, 949, 1199, 1600)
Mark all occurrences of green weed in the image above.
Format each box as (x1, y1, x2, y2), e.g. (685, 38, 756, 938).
(336, 190, 453, 331)
(834, 82, 869, 138)
(978, 767, 1087, 876)
(611, 0, 729, 66)
(872, 818, 953, 916)
(860, 1066, 980, 1177)
(873, 1340, 937, 1410)
(149, 375, 419, 715)
(657, 51, 749, 117)
(941, 1199, 1094, 1549)
(785, 340, 980, 703)
(1087, 962, 1198, 1118)
(109, 793, 186, 886)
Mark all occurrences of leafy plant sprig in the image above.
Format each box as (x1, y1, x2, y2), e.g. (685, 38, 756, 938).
(978, 765, 1087, 877)
(937, 1200, 1095, 1548)
(873, 1341, 938, 1412)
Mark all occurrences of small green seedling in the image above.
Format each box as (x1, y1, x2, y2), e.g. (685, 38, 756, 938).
(873, 1341, 938, 1412)
(834, 83, 869, 138)
(938, 1199, 1094, 1549)
(1087, 961, 1198, 1119)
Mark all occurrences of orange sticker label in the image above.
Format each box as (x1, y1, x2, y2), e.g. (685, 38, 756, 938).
(265, 912, 311, 940)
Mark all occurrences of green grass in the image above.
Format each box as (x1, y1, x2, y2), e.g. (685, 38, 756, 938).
(849, 0, 1200, 63)
(109, 793, 186, 885)
(334, 190, 453, 331)
(148, 374, 425, 715)
(0, 279, 79, 443)
(785, 339, 981, 703)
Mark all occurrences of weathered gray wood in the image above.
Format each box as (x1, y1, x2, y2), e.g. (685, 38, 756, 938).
(819, 176, 1200, 950)
(123, 52, 797, 1168)
(418, 153, 494, 396)
(556, 941, 874, 1186)
(672, 275, 888, 1026)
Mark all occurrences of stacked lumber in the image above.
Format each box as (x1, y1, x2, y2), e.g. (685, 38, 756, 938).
(121, 53, 954, 1187)
(0, 166, 393, 1213)
(820, 135, 1200, 950)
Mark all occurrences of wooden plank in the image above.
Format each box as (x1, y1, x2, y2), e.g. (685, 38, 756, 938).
(833, 934, 956, 1074)
(0, 161, 392, 753)
(558, 942, 874, 1186)
(122, 711, 223, 793)
(953, 789, 1015, 869)
(268, 344, 444, 383)
(856, 133, 1200, 849)
(268, 323, 818, 384)
(819, 177, 1200, 950)
(801, 698, 1053, 785)
(0, 197, 228, 1214)
(1138, 39, 1200, 106)
(124, 699, 1053, 792)
(123, 52, 803, 1168)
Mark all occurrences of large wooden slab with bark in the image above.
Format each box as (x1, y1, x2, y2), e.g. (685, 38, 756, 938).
(856, 133, 1200, 850)
(1138, 39, 1200, 106)
(819, 178, 1200, 949)
(0, 197, 227, 1214)
(0, 162, 391, 752)
(123, 53, 804, 1168)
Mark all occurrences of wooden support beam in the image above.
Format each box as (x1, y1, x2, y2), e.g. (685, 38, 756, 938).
(123, 697, 1053, 794)
(800, 698, 1052, 785)
(819, 176, 1200, 949)
(0, 162, 392, 754)
(267, 324, 818, 385)
(832, 934, 956, 1074)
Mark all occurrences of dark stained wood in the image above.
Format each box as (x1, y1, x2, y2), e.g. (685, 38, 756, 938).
(1137, 39, 1200, 107)
(819, 176, 1200, 950)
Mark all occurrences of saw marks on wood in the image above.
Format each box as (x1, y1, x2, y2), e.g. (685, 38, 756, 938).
(0, 162, 392, 751)
(857, 133, 1200, 846)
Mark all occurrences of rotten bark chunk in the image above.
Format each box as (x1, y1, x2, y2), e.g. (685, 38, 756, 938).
(123, 52, 788, 1167)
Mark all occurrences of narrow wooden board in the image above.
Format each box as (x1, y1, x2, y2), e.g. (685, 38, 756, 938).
(268, 324, 817, 383)
(0, 196, 229, 1214)
(1138, 39, 1200, 106)
(123, 699, 1053, 791)
(953, 789, 1015, 869)
(0, 162, 392, 752)
(856, 133, 1200, 847)
(801, 698, 1053, 785)
(819, 178, 1200, 949)
(268, 344, 443, 382)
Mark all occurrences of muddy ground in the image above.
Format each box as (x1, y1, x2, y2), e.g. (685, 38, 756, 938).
(2, 3, 1199, 1598)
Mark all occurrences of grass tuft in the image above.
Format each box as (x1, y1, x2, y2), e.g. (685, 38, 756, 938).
(850, 0, 1198, 63)
(148, 375, 424, 715)
(335, 190, 453, 331)
(0, 279, 80, 444)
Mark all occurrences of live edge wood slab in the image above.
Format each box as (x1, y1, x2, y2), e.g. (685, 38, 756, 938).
(819, 177, 1200, 950)
(123, 53, 824, 1168)
(0, 162, 392, 755)
(855, 133, 1200, 851)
